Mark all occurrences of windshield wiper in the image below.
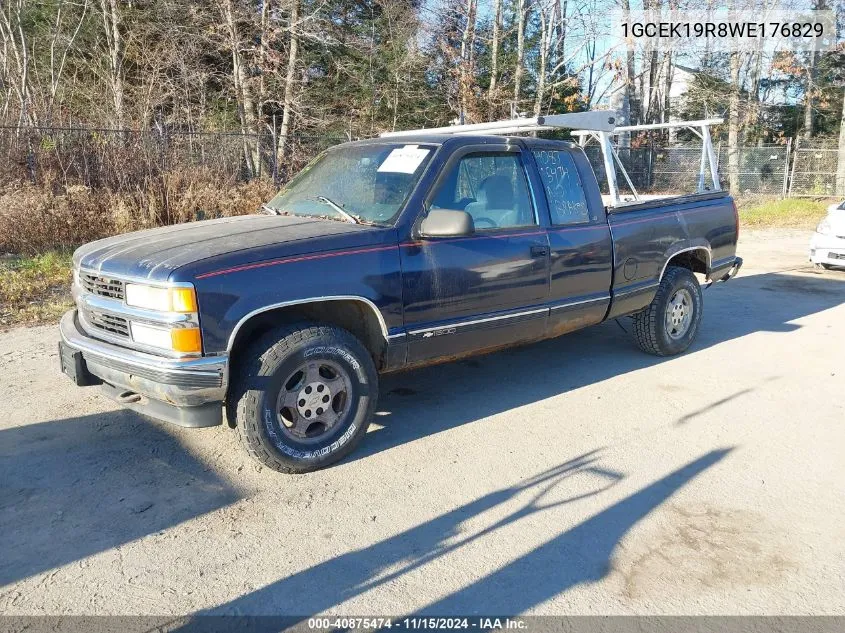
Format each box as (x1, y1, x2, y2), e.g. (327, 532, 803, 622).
(315, 196, 360, 224)
(260, 203, 281, 215)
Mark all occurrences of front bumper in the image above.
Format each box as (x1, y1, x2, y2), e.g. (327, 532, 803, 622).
(809, 233, 845, 267)
(59, 310, 227, 427)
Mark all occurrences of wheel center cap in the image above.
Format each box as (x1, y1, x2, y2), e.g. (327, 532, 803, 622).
(297, 382, 332, 418)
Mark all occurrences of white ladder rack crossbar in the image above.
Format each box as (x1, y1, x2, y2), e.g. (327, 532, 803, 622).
(572, 118, 724, 134)
(380, 111, 618, 138)
(381, 111, 724, 207)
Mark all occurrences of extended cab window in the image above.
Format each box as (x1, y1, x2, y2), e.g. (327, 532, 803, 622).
(533, 149, 590, 225)
(430, 152, 536, 230)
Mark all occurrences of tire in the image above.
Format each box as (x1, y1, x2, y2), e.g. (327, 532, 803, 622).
(631, 266, 703, 356)
(228, 322, 378, 473)
(814, 262, 834, 271)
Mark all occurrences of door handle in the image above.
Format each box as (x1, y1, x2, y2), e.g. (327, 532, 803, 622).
(530, 245, 549, 258)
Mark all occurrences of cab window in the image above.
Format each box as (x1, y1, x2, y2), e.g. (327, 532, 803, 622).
(430, 152, 536, 230)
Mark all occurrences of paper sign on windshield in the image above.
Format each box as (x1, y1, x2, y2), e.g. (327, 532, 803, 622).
(377, 145, 430, 174)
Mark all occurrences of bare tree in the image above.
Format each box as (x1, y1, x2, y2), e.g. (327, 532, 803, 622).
(802, 0, 828, 139)
(488, 0, 501, 110)
(514, 0, 528, 113)
(217, 0, 260, 176)
(0, 0, 36, 125)
(47, 0, 90, 123)
(458, 0, 477, 122)
(727, 50, 742, 192)
(533, 0, 554, 116)
(99, 0, 125, 129)
(619, 0, 636, 126)
(836, 86, 845, 196)
(277, 0, 300, 175)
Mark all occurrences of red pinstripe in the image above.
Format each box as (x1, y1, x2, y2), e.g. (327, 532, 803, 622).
(195, 205, 723, 279)
(195, 245, 397, 279)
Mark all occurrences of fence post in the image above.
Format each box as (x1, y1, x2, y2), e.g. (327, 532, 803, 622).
(782, 137, 791, 198)
(788, 138, 799, 198)
(26, 132, 37, 184)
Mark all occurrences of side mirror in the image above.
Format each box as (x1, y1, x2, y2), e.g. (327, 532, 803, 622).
(419, 209, 475, 238)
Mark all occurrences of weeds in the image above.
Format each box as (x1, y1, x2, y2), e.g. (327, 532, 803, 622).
(0, 171, 276, 255)
(0, 251, 73, 327)
(0, 170, 276, 326)
(736, 197, 831, 229)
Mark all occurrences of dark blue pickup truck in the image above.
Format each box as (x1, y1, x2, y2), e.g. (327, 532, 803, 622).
(60, 133, 742, 473)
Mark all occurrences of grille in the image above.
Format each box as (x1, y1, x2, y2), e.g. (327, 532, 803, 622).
(80, 272, 125, 300)
(86, 310, 130, 338)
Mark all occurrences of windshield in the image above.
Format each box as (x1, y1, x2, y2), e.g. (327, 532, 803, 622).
(265, 143, 436, 225)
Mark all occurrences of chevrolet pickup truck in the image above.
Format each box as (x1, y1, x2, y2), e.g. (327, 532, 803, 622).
(60, 132, 742, 473)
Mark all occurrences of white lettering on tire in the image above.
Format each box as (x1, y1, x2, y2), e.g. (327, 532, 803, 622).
(304, 346, 361, 371)
(263, 400, 358, 460)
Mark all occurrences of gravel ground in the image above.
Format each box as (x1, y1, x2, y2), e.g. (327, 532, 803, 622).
(1, 228, 843, 617)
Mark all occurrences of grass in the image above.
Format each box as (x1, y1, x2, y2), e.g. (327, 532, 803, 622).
(737, 197, 831, 229)
(0, 251, 73, 328)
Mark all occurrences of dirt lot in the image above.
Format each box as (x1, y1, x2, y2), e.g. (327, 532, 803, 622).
(1, 228, 843, 617)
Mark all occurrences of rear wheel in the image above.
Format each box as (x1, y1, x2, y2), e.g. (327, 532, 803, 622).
(228, 323, 378, 473)
(632, 266, 703, 356)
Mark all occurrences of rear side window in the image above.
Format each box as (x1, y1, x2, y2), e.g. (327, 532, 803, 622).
(533, 150, 590, 225)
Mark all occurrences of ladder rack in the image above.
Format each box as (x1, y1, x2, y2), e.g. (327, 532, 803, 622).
(381, 112, 724, 207)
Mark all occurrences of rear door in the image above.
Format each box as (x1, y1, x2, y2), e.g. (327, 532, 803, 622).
(400, 145, 550, 364)
(527, 143, 613, 335)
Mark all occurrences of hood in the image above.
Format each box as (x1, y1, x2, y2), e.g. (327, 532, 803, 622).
(822, 208, 845, 236)
(74, 215, 379, 281)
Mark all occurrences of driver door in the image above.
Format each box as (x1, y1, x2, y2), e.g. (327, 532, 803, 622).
(400, 146, 551, 364)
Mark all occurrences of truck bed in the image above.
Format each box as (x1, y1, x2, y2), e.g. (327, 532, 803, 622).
(604, 190, 731, 214)
(603, 190, 738, 319)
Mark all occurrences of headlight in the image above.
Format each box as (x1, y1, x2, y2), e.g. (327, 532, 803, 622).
(125, 284, 198, 313)
(130, 322, 202, 353)
(816, 218, 833, 236)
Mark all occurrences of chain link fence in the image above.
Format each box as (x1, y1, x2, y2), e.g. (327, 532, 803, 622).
(2, 124, 843, 199)
(0, 125, 347, 253)
(0, 125, 346, 191)
(582, 142, 792, 198)
(720, 145, 791, 196)
(788, 145, 845, 198)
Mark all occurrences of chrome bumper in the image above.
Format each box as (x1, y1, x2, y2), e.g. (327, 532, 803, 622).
(59, 310, 227, 427)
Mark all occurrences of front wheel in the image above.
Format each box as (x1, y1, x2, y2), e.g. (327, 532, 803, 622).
(229, 323, 378, 473)
(631, 266, 703, 356)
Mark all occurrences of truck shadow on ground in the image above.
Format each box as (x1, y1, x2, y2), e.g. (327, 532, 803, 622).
(0, 270, 837, 592)
(0, 410, 239, 587)
(362, 270, 844, 461)
(176, 448, 731, 623)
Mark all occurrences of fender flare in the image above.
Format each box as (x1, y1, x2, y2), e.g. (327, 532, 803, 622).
(659, 241, 712, 281)
(226, 295, 389, 354)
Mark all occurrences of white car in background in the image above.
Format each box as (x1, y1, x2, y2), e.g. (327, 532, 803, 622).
(810, 200, 845, 270)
